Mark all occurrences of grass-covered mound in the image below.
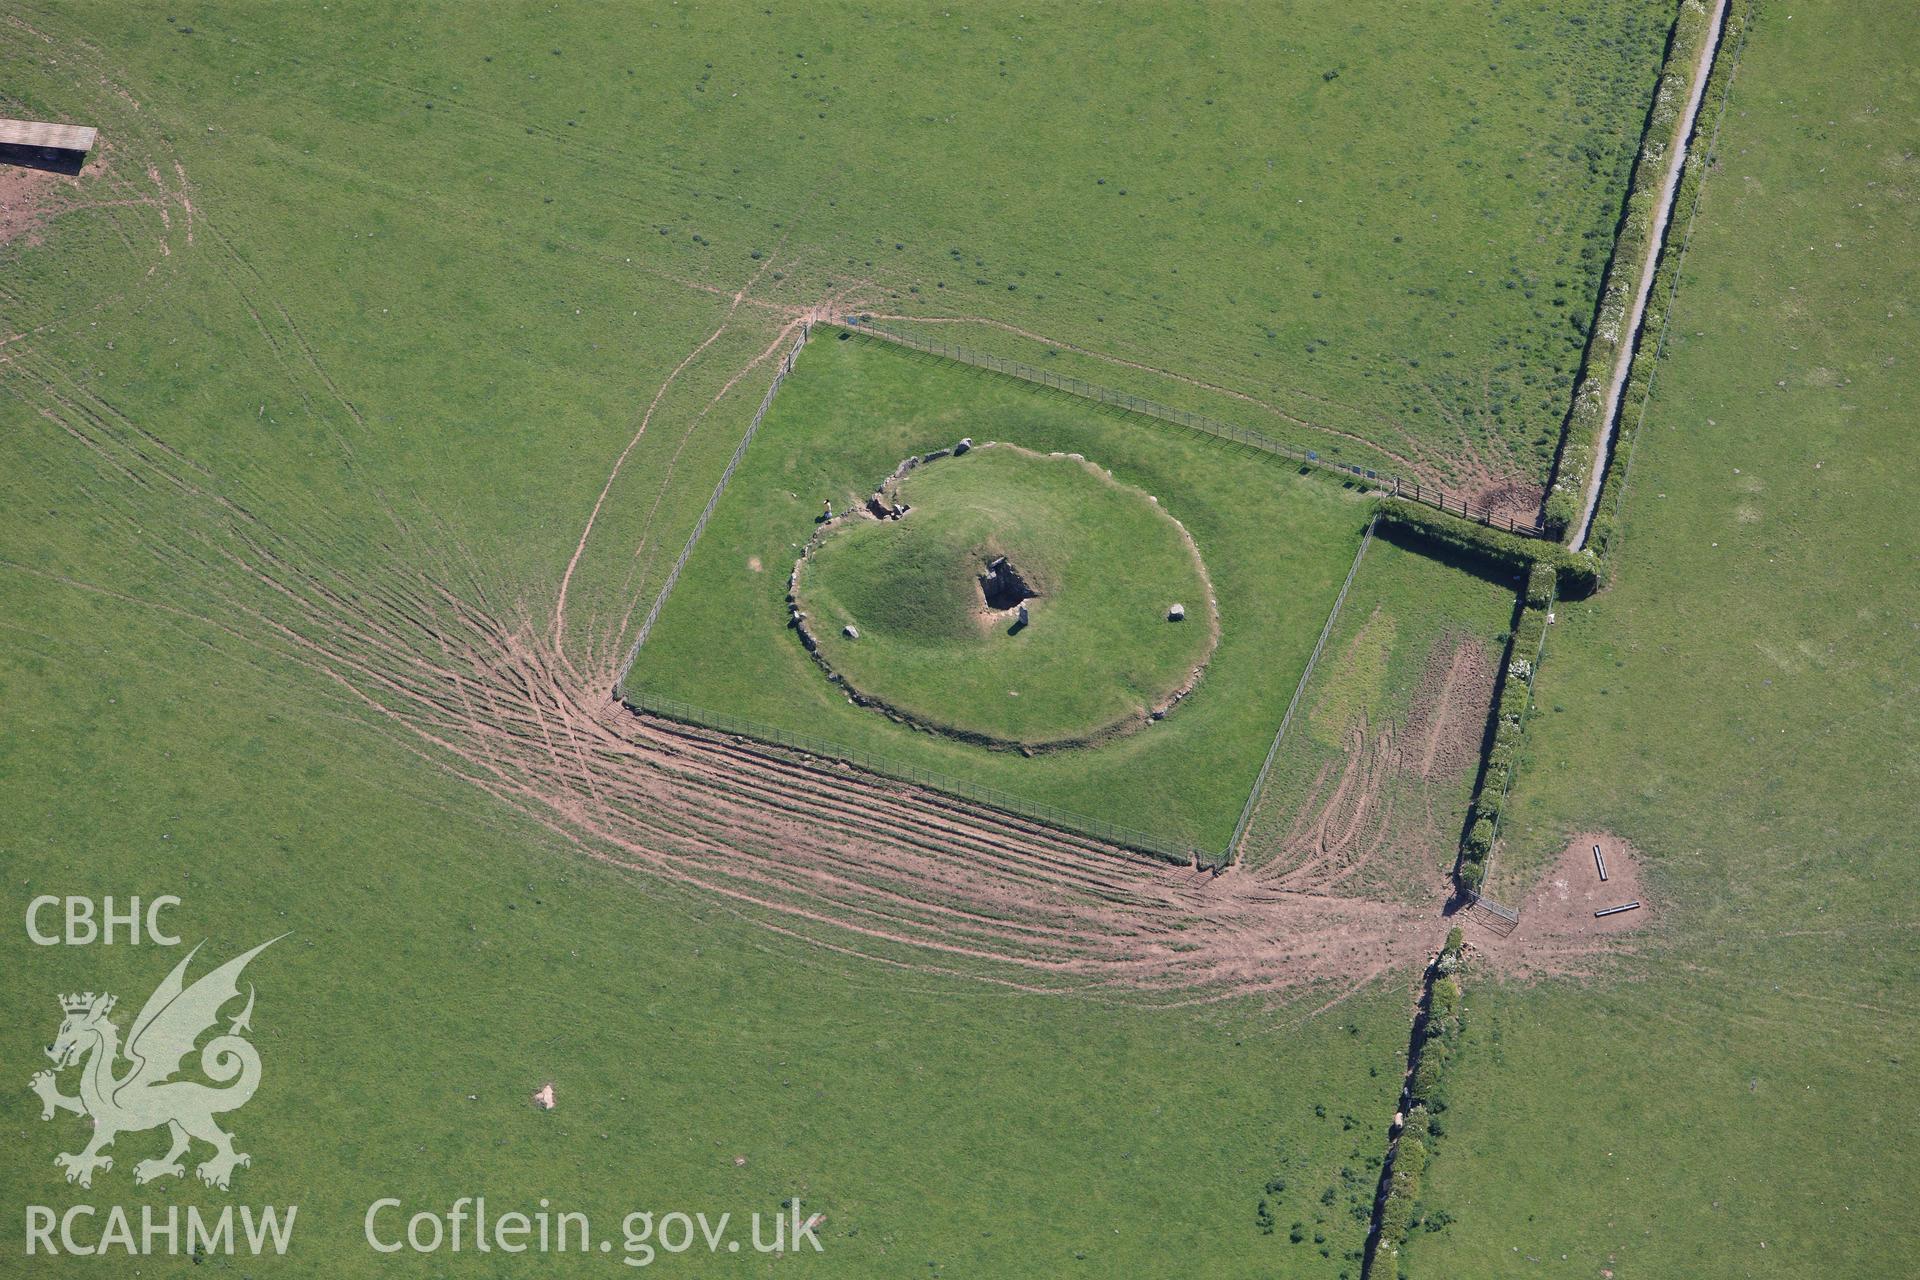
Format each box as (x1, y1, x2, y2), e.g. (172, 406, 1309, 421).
(796, 445, 1216, 746)
(633, 333, 1367, 849)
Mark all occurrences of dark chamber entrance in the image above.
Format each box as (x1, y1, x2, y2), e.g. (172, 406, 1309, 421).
(979, 556, 1037, 611)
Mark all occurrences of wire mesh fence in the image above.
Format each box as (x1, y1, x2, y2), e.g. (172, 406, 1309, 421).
(832, 314, 1548, 538)
(607, 313, 1541, 874)
(1228, 514, 1377, 862)
(623, 689, 1206, 866)
(616, 323, 813, 690)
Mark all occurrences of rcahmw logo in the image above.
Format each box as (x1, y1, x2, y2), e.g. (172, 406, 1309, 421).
(23, 936, 299, 1259)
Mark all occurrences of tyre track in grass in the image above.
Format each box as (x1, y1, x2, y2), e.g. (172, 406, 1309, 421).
(15, 336, 1451, 1001)
(5, 80, 1617, 1008)
(551, 308, 739, 672)
(13, 286, 1637, 1008)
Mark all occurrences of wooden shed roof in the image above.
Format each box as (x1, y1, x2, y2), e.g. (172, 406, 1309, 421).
(0, 119, 99, 153)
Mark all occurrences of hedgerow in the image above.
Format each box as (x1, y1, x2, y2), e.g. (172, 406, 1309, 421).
(1372, 501, 1599, 597)
(1434, 2, 1751, 911)
(1524, 561, 1557, 608)
(1372, 931, 1470, 1272)
(1452, 565, 1555, 898)
(1371, 495, 1558, 898)
(1588, 0, 1753, 559)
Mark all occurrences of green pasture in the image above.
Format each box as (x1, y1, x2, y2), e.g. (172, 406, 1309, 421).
(0, 579, 1413, 1278)
(40, 0, 1668, 487)
(796, 445, 1215, 745)
(0, 3, 1487, 1275)
(632, 333, 1369, 851)
(9, 1, 1896, 1278)
(1408, 6, 1920, 1276)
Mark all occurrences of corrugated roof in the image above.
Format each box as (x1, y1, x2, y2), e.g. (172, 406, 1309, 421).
(0, 119, 99, 153)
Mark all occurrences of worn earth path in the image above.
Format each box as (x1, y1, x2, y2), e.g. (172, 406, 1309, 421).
(1570, 0, 1730, 550)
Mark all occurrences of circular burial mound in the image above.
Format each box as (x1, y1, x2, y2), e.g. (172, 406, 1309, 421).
(793, 444, 1218, 748)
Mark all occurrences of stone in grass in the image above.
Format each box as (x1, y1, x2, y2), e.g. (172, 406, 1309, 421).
(843, 624, 860, 639)
(955, 437, 973, 455)
(1168, 603, 1186, 621)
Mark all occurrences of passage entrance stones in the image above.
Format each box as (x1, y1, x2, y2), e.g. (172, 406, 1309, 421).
(980, 556, 1038, 612)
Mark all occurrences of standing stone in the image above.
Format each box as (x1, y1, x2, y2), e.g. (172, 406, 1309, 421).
(1168, 603, 1186, 621)
(843, 624, 860, 639)
(955, 437, 973, 455)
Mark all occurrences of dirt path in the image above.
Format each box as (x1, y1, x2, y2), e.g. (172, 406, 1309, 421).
(10, 333, 1451, 1000)
(1569, 0, 1729, 551)
(1479, 833, 1651, 979)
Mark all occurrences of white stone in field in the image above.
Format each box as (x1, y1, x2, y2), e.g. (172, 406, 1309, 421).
(843, 624, 859, 639)
(1168, 603, 1186, 621)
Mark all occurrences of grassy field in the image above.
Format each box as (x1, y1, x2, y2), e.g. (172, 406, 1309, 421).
(796, 444, 1216, 745)
(1409, 6, 1919, 1276)
(32, 0, 1671, 488)
(0, 4, 1482, 1276)
(632, 333, 1369, 850)
(1237, 533, 1519, 900)
(15, 1, 1888, 1277)
(0, 581, 1416, 1277)
(0, 99, 1406, 1280)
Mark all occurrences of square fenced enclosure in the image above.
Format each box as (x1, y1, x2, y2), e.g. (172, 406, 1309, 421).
(628, 332, 1370, 852)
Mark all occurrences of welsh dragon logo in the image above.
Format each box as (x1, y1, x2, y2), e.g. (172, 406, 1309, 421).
(30, 937, 282, 1190)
